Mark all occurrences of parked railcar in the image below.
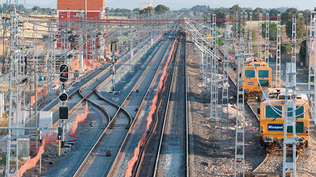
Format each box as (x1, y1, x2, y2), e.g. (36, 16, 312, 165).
(241, 57, 272, 101)
(258, 88, 309, 152)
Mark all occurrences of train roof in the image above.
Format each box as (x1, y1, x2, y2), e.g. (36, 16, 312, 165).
(261, 88, 308, 103)
(244, 57, 268, 66)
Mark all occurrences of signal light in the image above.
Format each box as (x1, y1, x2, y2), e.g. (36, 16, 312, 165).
(59, 64, 69, 82)
(260, 126, 264, 134)
(59, 106, 69, 119)
(59, 92, 68, 102)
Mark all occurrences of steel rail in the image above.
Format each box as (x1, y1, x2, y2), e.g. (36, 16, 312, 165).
(152, 35, 188, 177)
(73, 33, 173, 177)
(48, 35, 152, 128)
(107, 32, 176, 177)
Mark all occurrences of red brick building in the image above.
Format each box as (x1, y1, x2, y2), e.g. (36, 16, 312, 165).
(57, 0, 106, 59)
(57, 0, 105, 20)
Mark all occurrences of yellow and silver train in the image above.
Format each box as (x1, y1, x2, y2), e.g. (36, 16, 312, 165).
(259, 88, 309, 152)
(241, 57, 272, 100)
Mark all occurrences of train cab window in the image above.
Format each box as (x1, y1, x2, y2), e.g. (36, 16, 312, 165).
(287, 106, 304, 118)
(287, 122, 304, 133)
(258, 70, 269, 78)
(245, 70, 255, 78)
(258, 80, 269, 87)
(265, 105, 282, 118)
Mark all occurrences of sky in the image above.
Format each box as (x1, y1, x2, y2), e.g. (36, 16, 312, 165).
(2, 0, 316, 11)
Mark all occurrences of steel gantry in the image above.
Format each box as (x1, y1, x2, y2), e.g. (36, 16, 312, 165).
(283, 63, 297, 177)
(264, 13, 269, 64)
(234, 36, 246, 177)
(219, 14, 230, 151)
(47, 17, 58, 101)
(6, 6, 22, 176)
(258, 13, 263, 60)
(248, 12, 253, 54)
(276, 14, 282, 88)
(291, 15, 297, 64)
(234, 12, 246, 177)
(308, 11, 316, 124)
(210, 14, 218, 119)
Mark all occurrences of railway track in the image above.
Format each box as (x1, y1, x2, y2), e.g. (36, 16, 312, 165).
(44, 35, 156, 176)
(154, 35, 188, 177)
(107, 31, 179, 177)
(45, 34, 154, 127)
(73, 31, 177, 177)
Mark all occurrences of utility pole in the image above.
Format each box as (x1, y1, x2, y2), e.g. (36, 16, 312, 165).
(210, 14, 218, 119)
(264, 13, 269, 64)
(129, 12, 134, 73)
(248, 12, 253, 54)
(6, 5, 21, 176)
(308, 12, 316, 123)
(258, 13, 263, 60)
(283, 63, 297, 177)
(219, 14, 229, 151)
(234, 12, 246, 177)
(234, 37, 245, 177)
(276, 14, 282, 88)
(291, 15, 297, 64)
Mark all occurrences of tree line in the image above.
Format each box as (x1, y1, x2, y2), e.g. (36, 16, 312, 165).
(0, 4, 55, 15)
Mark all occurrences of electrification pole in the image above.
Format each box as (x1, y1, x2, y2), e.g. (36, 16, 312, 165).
(276, 14, 282, 88)
(219, 14, 230, 151)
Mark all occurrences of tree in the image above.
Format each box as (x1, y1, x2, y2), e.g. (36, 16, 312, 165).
(281, 8, 298, 25)
(245, 8, 253, 16)
(314, 7, 316, 11)
(253, 7, 264, 17)
(139, 6, 155, 15)
(300, 9, 310, 25)
(286, 8, 298, 14)
(214, 8, 226, 27)
(133, 8, 139, 12)
(179, 8, 189, 12)
(269, 9, 281, 17)
(261, 22, 278, 40)
(32, 6, 41, 12)
(17, 4, 25, 12)
(281, 43, 291, 54)
(191, 5, 210, 12)
(229, 4, 242, 14)
(114, 8, 131, 13)
(299, 40, 307, 62)
(285, 17, 306, 39)
(154, 4, 170, 14)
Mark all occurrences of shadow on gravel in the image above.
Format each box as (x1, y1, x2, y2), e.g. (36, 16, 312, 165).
(186, 61, 200, 70)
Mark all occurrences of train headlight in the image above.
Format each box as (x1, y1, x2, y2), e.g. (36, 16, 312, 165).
(260, 126, 264, 134)
(305, 126, 309, 134)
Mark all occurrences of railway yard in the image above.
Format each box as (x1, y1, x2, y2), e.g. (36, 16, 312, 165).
(1, 1, 316, 177)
